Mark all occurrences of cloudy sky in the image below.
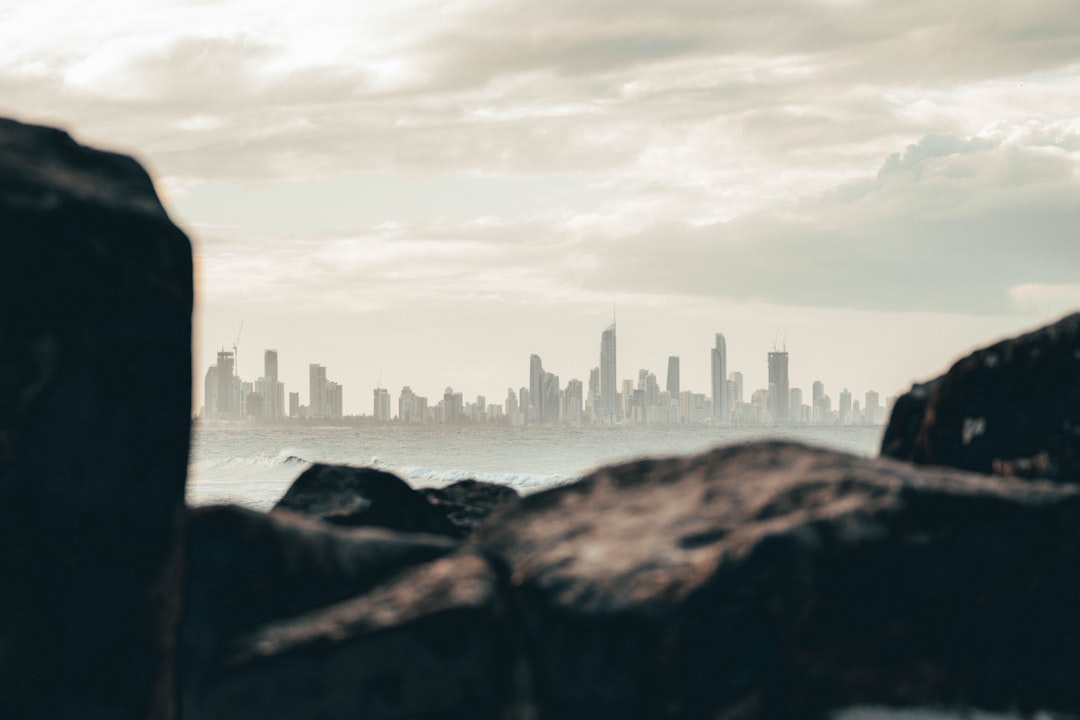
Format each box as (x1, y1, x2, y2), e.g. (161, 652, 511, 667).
(3, 0, 1079, 414)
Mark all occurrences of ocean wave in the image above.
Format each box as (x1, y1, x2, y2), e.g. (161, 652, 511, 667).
(394, 465, 575, 493)
(188, 450, 572, 495)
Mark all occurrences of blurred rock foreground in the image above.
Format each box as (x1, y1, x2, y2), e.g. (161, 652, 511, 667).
(2, 117, 1079, 720)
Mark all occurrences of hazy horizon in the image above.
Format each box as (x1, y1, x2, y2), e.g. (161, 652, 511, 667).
(4, 1, 1079, 413)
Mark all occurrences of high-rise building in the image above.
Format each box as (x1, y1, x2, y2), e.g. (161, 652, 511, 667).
(789, 387, 803, 423)
(264, 349, 283, 419)
(666, 356, 680, 397)
(839, 389, 852, 424)
(865, 390, 881, 425)
(587, 366, 600, 422)
(289, 391, 299, 417)
(203, 365, 218, 419)
(374, 387, 391, 422)
(645, 372, 660, 407)
(543, 371, 560, 422)
(812, 380, 825, 423)
(505, 388, 519, 424)
(398, 386, 419, 423)
(529, 354, 544, 423)
(711, 334, 728, 422)
(327, 381, 343, 419)
(599, 323, 617, 420)
(729, 371, 743, 405)
(565, 379, 583, 426)
(216, 350, 236, 418)
(309, 364, 327, 418)
(767, 351, 789, 424)
(443, 387, 462, 423)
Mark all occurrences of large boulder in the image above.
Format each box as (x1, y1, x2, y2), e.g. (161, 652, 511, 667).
(273, 463, 460, 536)
(420, 479, 520, 537)
(0, 118, 192, 719)
(181, 505, 458, 717)
(195, 550, 523, 720)
(476, 441, 1080, 719)
(882, 312, 1080, 482)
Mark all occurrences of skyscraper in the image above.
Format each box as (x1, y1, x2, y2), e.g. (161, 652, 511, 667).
(529, 354, 544, 423)
(264, 349, 283, 419)
(711, 333, 728, 422)
(216, 350, 236, 418)
(812, 380, 825, 423)
(599, 323, 617, 420)
(767, 350, 789, 424)
(565, 379, 583, 426)
(309, 364, 327, 418)
(666, 356, 680, 397)
(543, 371, 560, 422)
(374, 387, 391, 422)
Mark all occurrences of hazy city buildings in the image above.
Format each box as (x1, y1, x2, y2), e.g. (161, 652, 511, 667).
(199, 326, 891, 428)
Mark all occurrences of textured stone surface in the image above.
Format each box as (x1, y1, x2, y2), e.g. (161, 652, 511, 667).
(195, 551, 522, 720)
(181, 505, 458, 717)
(882, 312, 1080, 482)
(420, 478, 520, 537)
(273, 463, 460, 536)
(0, 118, 192, 719)
(477, 441, 1080, 719)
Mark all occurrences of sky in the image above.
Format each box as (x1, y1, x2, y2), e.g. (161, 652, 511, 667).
(3, 0, 1079, 415)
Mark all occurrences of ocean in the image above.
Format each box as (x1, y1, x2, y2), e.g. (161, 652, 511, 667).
(187, 423, 886, 510)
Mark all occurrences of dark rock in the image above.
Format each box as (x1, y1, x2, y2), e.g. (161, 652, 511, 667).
(882, 312, 1080, 482)
(879, 378, 939, 460)
(476, 441, 1080, 719)
(273, 463, 461, 536)
(421, 479, 520, 536)
(0, 118, 191, 719)
(181, 504, 458, 716)
(195, 551, 523, 720)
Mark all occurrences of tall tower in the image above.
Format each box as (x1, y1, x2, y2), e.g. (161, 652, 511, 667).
(529, 354, 544, 423)
(666, 356, 680, 397)
(309, 364, 327, 418)
(264, 349, 280, 418)
(711, 333, 727, 422)
(216, 349, 235, 418)
(599, 323, 617, 420)
(768, 350, 790, 424)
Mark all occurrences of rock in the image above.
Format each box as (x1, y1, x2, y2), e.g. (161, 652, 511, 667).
(273, 463, 461, 536)
(181, 504, 459, 716)
(881, 313, 1080, 482)
(420, 479, 520, 537)
(879, 378, 939, 461)
(195, 551, 523, 720)
(0, 118, 192, 719)
(476, 441, 1080, 719)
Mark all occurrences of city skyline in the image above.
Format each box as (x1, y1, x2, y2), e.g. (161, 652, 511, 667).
(199, 319, 899, 424)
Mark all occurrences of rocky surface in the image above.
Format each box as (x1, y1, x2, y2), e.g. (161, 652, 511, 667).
(882, 312, 1080, 482)
(477, 441, 1080, 719)
(420, 478, 521, 536)
(181, 504, 459, 713)
(192, 550, 522, 720)
(0, 118, 192, 719)
(274, 463, 462, 536)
